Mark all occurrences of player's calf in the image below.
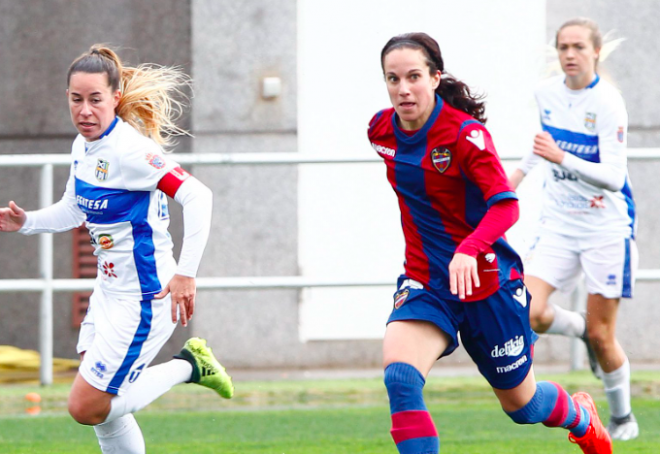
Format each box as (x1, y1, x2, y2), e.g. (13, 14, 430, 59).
(506, 381, 590, 435)
(385, 362, 439, 454)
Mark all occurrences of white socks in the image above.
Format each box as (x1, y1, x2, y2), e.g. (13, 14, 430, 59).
(602, 358, 632, 418)
(546, 304, 585, 337)
(94, 414, 145, 454)
(93, 359, 192, 452)
(105, 359, 193, 423)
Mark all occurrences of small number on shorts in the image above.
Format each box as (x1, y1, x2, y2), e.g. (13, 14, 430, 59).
(129, 363, 146, 383)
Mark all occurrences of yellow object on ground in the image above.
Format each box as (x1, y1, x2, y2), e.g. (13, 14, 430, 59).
(0, 345, 79, 384)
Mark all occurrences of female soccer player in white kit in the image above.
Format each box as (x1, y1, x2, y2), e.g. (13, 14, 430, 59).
(0, 45, 233, 453)
(509, 18, 638, 441)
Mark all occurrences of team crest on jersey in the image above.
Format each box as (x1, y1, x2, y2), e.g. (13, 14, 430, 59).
(146, 153, 166, 169)
(98, 234, 114, 250)
(95, 159, 110, 181)
(431, 148, 452, 173)
(617, 126, 624, 143)
(584, 112, 597, 131)
(393, 288, 410, 309)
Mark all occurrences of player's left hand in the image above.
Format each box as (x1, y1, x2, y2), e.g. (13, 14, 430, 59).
(155, 274, 196, 327)
(449, 253, 480, 300)
(533, 131, 565, 164)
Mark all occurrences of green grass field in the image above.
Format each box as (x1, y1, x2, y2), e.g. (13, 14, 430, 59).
(1, 370, 659, 453)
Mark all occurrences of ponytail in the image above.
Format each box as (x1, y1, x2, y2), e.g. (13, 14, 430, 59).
(436, 73, 487, 124)
(67, 44, 191, 147)
(381, 33, 487, 124)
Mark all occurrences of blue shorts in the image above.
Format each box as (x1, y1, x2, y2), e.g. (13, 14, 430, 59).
(387, 276, 537, 390)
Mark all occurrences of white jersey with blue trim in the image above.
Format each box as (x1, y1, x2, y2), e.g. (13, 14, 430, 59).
(71, 117, 179, 299)
(520, 75, 635, 239)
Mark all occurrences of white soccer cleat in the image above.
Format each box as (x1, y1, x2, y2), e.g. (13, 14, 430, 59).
(607, 413, 639, 441)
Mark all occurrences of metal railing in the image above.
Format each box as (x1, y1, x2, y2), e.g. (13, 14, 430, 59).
(1, 148, 659, 385)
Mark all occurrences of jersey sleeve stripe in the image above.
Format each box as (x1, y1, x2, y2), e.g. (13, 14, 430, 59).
(456, 119, 482, 140)
(487, 191, 518, 208)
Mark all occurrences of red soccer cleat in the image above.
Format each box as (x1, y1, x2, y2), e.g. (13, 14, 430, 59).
(568, 392, 613, 454)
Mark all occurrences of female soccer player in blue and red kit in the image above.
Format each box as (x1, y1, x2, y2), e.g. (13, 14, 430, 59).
(368, 32, 611, 454)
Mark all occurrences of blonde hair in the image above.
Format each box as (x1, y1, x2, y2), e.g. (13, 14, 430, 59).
(67, 44, 191, 147)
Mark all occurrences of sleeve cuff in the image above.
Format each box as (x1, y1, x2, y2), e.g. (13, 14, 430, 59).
(486, 191, 518, 208)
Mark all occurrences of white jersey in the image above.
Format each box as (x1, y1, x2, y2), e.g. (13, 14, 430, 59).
(519, 75, 635, 239)
(69, 118, 178, 299)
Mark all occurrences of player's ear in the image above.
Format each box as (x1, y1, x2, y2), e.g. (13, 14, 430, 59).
(112, 89, 121, 109)
(432, 71, 441, 90)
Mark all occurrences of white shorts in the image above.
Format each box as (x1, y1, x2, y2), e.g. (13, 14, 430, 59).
(76, 288, 177, 395)
(524, 232, 637, 299)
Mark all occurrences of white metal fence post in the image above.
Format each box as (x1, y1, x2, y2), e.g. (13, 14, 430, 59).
(39, 163, 54, 385)
(0, 151, 658, 385)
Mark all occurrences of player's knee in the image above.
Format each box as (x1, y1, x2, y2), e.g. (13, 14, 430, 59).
(529, 312, 544, 331)
(507, 407, 537, 425)
(384, 362, 425, 399)
(505, 382, 556, 426)
(585, 325, 614, 352)
(529, 304, 554, 332)
(68, 399, 106, 426)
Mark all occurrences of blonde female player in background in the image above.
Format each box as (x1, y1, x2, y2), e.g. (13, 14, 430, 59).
(509, 18, 638, 441)
(0, 45, 233, 453)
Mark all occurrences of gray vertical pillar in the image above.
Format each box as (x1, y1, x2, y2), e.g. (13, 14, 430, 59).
(190, 0, 303, 367)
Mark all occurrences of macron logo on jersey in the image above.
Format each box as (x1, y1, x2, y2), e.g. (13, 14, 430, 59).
(77, 195, 108, 211)
(371, 142, 396, 157)
(466, 129, 485, 150)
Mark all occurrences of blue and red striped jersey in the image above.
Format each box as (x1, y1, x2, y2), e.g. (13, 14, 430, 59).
(368, 95, 523, 302)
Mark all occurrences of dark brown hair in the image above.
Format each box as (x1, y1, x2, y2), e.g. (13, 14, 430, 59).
(381, 32, 487, 124)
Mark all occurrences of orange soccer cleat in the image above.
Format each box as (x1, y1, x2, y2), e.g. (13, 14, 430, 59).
(568, 392, 613, 454)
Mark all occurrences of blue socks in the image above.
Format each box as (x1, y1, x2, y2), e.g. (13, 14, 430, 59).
(385, 362, 439, 454)
(506, 381, 590, 437)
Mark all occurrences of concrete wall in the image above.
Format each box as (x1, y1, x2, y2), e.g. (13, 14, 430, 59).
(188, 0, 384, 368)
(0, 0, 192, 362)
(0, 0, 659, 372)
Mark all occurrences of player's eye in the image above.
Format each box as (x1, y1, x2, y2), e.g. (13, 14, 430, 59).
(387, 75, 398, 83)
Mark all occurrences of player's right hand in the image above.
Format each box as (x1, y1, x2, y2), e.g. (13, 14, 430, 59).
(449, 252, 480, 300)
(0, 201, 27, 232)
